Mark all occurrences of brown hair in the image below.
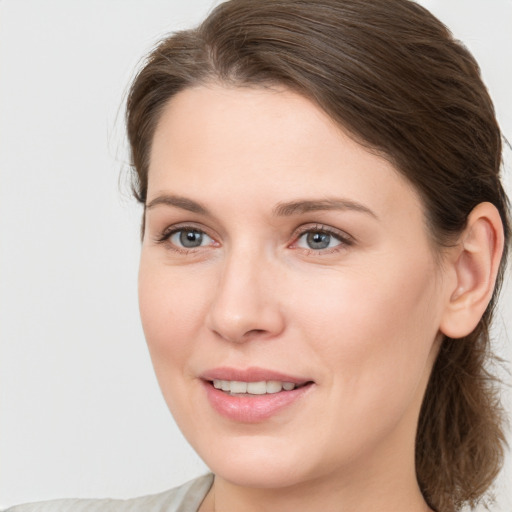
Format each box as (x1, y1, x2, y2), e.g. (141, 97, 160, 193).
(126, 1, 510, 510)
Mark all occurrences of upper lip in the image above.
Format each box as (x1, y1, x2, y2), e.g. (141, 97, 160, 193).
(200, 366, 312, 384)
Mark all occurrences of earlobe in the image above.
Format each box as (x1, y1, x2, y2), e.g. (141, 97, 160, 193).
(440, 202, 504, 339)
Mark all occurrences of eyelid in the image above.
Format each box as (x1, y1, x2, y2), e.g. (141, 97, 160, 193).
(290, 223, 355, 251)
(152, 221, 353, 254)
(154, 223, 219, 251)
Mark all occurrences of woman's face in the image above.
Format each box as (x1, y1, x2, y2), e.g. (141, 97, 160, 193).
(139, 85, 450, 489)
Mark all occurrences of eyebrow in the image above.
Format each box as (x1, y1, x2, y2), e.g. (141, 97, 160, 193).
(145, 194, 377, 219)
(146, 194, 210, 215)
(273, 198, 377, 218)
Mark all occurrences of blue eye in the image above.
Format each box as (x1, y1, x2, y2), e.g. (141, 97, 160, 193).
(296, 229, 348, 251)
(169, 229, 213, 248)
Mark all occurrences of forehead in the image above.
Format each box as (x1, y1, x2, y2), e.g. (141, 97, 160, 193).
(148, 84, 424, 224)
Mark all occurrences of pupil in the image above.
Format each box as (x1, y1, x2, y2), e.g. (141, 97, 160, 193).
(180, 230, 203, 248)
(307, 231, 330, 249)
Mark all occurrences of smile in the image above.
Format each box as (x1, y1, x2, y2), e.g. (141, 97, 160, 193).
(212, 379, 301, 395)
(200, 368, 314, 422)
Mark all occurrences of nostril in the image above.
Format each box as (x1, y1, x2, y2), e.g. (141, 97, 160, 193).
(245, 329, 266, 336)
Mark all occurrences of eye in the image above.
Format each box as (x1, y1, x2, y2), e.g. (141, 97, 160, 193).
(293, 226, 353, 252)
(297, 231, 339, 250)
(169, 228, 213, 249)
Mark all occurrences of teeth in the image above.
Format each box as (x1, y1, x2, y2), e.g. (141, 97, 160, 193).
(212, 379, 299, 395)
(230, 381, 247, 393)
(247, 381, 267, 394)
(266, 380, 282, 394)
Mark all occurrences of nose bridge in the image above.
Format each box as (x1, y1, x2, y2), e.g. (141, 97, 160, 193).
(206, 241, 284, 343)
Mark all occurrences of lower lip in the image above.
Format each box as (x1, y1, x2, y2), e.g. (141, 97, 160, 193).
(202, 381, 313, 423)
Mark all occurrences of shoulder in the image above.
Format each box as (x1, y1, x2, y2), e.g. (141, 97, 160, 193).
(3, 474, 214, 512)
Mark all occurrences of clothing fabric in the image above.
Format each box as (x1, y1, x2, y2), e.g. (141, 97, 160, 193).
(4, 474, 213, 512)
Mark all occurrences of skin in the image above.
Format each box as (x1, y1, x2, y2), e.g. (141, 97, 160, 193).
(138, 84, 462, 512)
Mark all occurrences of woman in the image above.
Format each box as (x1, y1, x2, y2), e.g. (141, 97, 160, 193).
(5, 0, 510, 511)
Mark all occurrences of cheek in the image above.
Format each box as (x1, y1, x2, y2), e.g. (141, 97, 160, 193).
(296, 256, 441, 403)
(138, 257, 211, 378)
(288, 262, 442, 462)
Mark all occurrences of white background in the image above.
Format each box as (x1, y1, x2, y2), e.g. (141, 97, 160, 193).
(0, 0, 511, 509)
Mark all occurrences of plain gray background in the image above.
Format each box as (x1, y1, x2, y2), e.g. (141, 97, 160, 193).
(1, 0, 511, 509)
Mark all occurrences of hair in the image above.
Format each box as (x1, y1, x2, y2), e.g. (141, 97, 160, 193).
(125, 1, 510, 510)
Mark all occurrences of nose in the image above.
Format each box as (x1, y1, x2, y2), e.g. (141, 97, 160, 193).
(205, 248, 285, 343)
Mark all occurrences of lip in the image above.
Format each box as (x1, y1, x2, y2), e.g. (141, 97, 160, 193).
(200, 366, 314, 423)
(200, 366, 310, 384)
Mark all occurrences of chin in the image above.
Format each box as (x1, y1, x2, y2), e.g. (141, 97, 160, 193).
(187, 427, 328, 489)
(209, 455, 310, 489)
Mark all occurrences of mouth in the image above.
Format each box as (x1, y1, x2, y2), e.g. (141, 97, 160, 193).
(200, 368, 315, 422)
(210, 379, 311, 396)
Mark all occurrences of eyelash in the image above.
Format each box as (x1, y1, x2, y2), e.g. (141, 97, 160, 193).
(154, 223, 354, 255)
(291, 224, 354, 254)
(155, 224, 217, 254)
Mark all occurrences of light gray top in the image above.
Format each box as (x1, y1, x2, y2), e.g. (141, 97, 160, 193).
(4, 474, 213, 512)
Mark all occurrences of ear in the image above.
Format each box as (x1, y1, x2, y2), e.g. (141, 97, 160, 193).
(440, 202, 504, 339)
